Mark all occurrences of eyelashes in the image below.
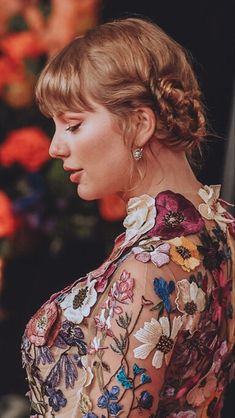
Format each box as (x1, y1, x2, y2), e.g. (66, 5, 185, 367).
(65, 123, 81, 133)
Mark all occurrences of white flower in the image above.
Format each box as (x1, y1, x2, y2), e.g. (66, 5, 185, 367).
(133, 316, 183, 369)
(175, 279, 206, 333)
(123, 194, 156, 243)
(60, 280, 97, 324)
(198, 185, 233, 231)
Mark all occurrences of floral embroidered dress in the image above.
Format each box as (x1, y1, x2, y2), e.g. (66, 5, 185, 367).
(22, 185, 235, 418)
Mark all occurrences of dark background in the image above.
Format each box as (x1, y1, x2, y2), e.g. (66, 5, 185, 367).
(0, 0, 234, 416)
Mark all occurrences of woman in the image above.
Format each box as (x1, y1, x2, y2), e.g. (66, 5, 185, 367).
(22, 17, 235, 418)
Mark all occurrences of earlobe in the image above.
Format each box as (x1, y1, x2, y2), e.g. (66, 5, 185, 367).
(133, 107, 156, 148)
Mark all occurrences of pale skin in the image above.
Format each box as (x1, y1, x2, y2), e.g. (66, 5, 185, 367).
(49, 100, 203, 204)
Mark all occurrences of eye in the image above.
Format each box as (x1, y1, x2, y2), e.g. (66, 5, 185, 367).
(65, 123, 81, 133)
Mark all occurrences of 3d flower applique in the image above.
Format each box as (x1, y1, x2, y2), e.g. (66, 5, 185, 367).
(133, 241, 170, 267)
(134, 316, 183, 368)
(175, 279, 206, 332)
(153, 277, 175, 312)
(94, 308, 113, 336)
(59, 279, 97, 324)
(198, 184, 234, 232)
(25, 300, 61, 347)
(44, 386, 67, 412)
(148, 190, 205, 239)
(109, 270, 135, 304)
(169, 237, 201, 272)
(123, 194, 156, 243)
(88, 336, 107, 354)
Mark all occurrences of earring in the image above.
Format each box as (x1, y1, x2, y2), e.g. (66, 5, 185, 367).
(132, 148, 143, 161)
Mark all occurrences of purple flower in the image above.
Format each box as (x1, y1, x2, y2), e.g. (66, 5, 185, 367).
(97, 386, 122, 416)
(153, 277, 175, 312)
(138, 390, 153, 409)
(37, 346, 54, 365)
(44, 386, 67, 412)
(56, 320, 87, 355)
(148, 191, 204, 240)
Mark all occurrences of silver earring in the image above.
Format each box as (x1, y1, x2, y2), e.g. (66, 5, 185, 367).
(132, 148, 143, 161)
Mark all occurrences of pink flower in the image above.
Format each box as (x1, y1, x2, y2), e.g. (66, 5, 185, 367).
(148, 191, 205, 240)
(94, 308, 113, 336)
(26, 301, 61, 347)
(109, 270, 135, 303)
(133, 242, 170, 267)
(186, 371, 217, 407)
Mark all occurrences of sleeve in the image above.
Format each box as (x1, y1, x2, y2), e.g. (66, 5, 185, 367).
(86, 241, 210, 418)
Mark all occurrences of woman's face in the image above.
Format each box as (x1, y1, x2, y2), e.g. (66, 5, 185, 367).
(50, 102, 132, 200)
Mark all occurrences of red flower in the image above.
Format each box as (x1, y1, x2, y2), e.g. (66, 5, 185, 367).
(0, 31, 45, 63)
(26, 301, 61, 347)
(0, 127, 50, 172)
(212, 264, 231, 324)
(148, 191, 205, 240)
(0, 191, 17, 238)
(99, 194, 126, 221)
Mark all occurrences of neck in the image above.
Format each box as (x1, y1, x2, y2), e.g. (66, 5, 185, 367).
(120, 143, 203, 203)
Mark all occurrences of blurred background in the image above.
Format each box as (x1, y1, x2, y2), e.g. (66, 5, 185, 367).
(0, 0, 234, 417)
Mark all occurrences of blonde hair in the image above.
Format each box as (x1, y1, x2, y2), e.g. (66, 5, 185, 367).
(36, 17, 207, 159)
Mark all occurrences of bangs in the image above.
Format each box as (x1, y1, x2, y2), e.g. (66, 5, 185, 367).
(35, 39, 95, 117)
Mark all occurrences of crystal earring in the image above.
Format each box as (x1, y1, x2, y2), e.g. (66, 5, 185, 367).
(132, 148, 143, 161)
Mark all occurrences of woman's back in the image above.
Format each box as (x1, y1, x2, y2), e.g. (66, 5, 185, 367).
(22, 185, 235, 417)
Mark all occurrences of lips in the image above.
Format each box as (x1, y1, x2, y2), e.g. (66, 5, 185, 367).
(63, 166, 83, 183)
(69, 170, 83, 183)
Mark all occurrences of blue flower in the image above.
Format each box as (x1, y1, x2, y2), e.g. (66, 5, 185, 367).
(82, 413, 99, 418)
(138, 390, 153, 409)
(116, 367, 133, 389)
(108, 386, 120, 400)
(97, 391, 110, 408)
(108, 402, 123, 416)
(132, 363, 146, 376)
(140, 373, 152, 384)
(153, 277, 175, 312)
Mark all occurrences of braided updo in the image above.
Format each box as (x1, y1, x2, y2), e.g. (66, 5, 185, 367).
(36, 17, 207, 156)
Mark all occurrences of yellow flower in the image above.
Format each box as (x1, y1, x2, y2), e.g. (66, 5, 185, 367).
(169, 237, 200, 272)
(79, 392, 93, 414)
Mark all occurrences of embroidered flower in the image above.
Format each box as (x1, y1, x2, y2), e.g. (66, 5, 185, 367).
(137, 390, 153, 410)
(133, 242, 170, 267)
(186, 371, 218, 407)
(153, 277, 175, 312)
(79, 392, 93, 415)
(44, 387, 67, 412)
(94, 308, 113, 336)
(197, 230, 225, 271)
(148, 190, 204, 239)
(97, 386, 122, 415)
(55, 320, 87, 354)
(134, 316, 183, 368)
(26, 301, 61, 347)
(175, 279, 206, 332)
(88, 336, 106, 354)
(123, 194, 156, 242)
(166, 411, 196, 418)
(60, 280, 97, 324)
(198, 185, 233, 231)
(211, 266, 231, 324)
(169, 237, 201, 272)
(116, 367, 133, 389)
(109, 270, 135, 304)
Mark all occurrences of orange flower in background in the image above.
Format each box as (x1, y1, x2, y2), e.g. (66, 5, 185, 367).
(99, 194, 126, 222)
(0, 191, 17, 238)
(0, 127, 50, 172)
(0, 56, 24, 92)
(0, 30, 46, 62)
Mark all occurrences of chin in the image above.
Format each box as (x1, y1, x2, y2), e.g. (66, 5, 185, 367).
(76, 185, 103, 201)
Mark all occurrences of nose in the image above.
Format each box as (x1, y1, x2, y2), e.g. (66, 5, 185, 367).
(49, 133, 70, 159)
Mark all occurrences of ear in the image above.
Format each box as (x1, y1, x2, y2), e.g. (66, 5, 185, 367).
(132, 107, 156, 147)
